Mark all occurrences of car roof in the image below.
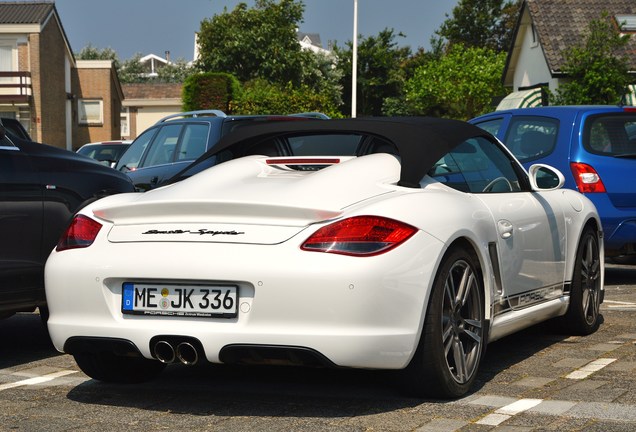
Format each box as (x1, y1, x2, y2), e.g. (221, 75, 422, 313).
(201, 117, 493, 188)
(474, 105, 630, 119)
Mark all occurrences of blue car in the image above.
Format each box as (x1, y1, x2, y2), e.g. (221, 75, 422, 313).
(471, 106, 636, 258)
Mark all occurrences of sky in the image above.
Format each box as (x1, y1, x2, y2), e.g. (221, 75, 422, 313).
(48, 0, 459, 61)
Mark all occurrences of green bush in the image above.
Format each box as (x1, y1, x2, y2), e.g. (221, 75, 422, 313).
(182, 72, 242, 113)
(230, 79, 342, 118)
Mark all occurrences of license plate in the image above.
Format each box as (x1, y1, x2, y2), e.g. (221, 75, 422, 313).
(122, 282, 238, 318)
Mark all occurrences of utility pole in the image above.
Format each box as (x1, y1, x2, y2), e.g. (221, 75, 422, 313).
(351, 0, 358, 118)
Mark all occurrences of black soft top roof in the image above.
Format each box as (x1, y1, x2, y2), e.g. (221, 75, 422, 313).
(202, 117, 494, 188)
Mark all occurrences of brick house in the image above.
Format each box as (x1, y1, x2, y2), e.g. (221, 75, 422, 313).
(0, 1, 123, 150)
(121, 82, 182, 140)
(499, 0, 636, 109)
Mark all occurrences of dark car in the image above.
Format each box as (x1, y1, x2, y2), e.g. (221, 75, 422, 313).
(1, 117, 31, 140)
(0, 121, 135, 319)
(76, 140, 132, 167)
(470, 105, 636, 258)
(115, 110, 323, 191)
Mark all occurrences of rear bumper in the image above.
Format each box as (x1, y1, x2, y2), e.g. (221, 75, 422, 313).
(45, 232, 443, 370)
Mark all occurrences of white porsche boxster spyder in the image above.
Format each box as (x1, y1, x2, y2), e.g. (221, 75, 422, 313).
(45, 118, 603, 398)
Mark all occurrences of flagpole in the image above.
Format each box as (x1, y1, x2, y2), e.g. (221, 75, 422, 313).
(351, 0, 358, 118)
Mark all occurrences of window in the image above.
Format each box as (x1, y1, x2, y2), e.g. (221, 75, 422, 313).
(142, 124, 182, 167)
(116, 127, 157, 172)
(502, 116, 559, 162)
(583, 114, 636, 156)
(176, 124, 209, 161)
(120, 107, 130, 137)
(429, 137, 524, 193)
(78, 99, 103, 125)
(473, 117, 504, 136)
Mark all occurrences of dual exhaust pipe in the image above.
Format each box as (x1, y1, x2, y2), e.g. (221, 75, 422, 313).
(153, 339, 200, 365)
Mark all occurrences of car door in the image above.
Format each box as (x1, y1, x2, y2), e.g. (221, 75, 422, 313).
(433, 137, 567, 307)
(0, 137, 43, 311)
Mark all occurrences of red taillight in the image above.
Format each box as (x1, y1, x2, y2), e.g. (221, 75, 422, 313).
(56, 215, 102, 251)
(570, 162, 606, 193)
(301, 216, 417, 256)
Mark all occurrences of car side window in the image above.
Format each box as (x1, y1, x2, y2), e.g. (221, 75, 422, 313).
(116, 128, 156, 172)
(141, 124, 182, 168)
(473, 118, 504, 136)
(429, 137, 523, 193)
(502, 116, 559, 162)
(176, 124, 209, 161)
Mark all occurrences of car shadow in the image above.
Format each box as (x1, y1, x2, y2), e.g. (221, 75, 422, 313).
(0, 312, 61, 368)
(65, 323, 568, 417)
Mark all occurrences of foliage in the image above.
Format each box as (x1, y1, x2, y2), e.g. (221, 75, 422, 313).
(182, 72, 242, 113)
(196, 0, 306, 86)
(551, 12, 632, 105)
(230, 79, 343, 118)
(117, 53, 150, 83)
(405, 44, 507, 120)
(334, 28, 411, 117)
(76, 43, 120, 68)
(433, 0, 521, 52)
(157, 59, 196, 83)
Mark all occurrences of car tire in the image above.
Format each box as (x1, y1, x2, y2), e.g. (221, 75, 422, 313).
(562, 227, 602, 335)
(400, 246, 485, 398)
(73, 351, 166, 383)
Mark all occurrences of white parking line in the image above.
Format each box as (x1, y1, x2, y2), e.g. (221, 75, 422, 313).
(566, 358, 617, 379)
(0, 370, 77, 391)
(476, 398, 543, 426)
(603, 300, 636, 309)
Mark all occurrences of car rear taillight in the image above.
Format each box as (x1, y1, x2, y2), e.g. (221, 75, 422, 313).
(56, 215, 103, 251)
(301, 216, 417, 256)
(570, 162, 606, 193)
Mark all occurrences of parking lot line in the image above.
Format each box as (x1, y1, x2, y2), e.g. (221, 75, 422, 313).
(0, 370, 77, 391)
(566, 358, 617, 379)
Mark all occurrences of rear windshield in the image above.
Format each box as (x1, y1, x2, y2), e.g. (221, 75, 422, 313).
(583, 114, 636, 156)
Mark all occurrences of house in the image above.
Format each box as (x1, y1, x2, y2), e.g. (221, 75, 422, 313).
(121, 83, 182, 139)
(500, 0, 636, 109)
(297, 31, 332, 56)
(0, 1, 123, 149)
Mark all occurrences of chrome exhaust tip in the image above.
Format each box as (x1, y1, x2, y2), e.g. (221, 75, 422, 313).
(153, 340, 176, 364)
(176, 342, 199, 365)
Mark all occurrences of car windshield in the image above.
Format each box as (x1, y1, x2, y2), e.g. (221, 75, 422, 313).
(583, 114, 636, 157)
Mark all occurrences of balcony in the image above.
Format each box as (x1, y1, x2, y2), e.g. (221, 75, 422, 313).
(0, 71, 32, 104)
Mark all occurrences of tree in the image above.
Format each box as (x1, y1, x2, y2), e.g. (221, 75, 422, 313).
(117, 53, 150, 84)
(552, 12, 632, 105)
(196, 0, 306, 85)
(76, 43, 119, 67)
(334, 28, 411, 117)
(434, 0, 521, 52)
(405, 44, 506, 120)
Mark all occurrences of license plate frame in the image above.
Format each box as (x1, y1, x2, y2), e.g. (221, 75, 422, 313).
(121, 282, 238, 318)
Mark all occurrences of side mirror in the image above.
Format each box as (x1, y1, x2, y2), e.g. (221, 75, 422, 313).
(528, 164, 564, 191)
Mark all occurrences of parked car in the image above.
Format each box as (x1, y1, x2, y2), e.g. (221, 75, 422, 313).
(1, 117, 31, 140)
(470, 105, 636, 259)
(115, 110, 323, 191)
(0, 120, 135, 320)
(45, 118, 603, 398)
(76, 140, 132, 167)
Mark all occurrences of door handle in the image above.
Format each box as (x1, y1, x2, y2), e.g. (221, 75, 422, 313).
(498, 219, 513, 239)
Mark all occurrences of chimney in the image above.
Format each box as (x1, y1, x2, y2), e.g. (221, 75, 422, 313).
(165, 51, 171, 62)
